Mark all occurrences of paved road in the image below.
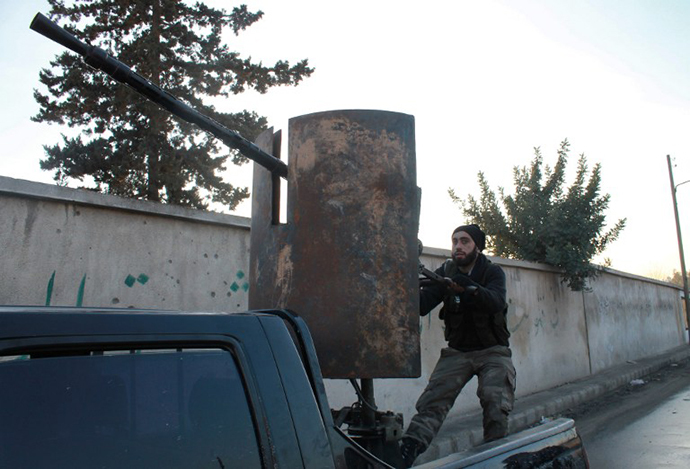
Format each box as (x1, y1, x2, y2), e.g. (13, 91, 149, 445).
(563, 357, 690, 469)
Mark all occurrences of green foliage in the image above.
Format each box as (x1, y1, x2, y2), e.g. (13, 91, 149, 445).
(666, 270, 689, 288)
(33, 0, 313, 210)
(449, 139, 626, 291)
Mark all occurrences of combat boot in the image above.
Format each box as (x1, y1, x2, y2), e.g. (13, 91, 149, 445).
(399, 437, 425, 468)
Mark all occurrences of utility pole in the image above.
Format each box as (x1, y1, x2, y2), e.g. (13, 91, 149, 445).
(667, 155, 690, 342)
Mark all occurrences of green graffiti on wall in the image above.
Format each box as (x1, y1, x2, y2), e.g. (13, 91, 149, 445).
(125, 274, 150, 287)
(45, 271, 56, 306)
(230, 270, 249, 293)
(44, 272, 86, 307)
(76, 275, 86, 307)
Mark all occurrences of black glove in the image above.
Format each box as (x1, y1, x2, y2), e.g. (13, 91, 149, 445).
(448, 274, 478, 294)
(451, 274, 476, 287)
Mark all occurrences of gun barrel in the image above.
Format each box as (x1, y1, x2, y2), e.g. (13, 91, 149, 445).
(30, 13, 288, 179)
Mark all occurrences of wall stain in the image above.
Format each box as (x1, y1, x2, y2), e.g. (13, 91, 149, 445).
(510, 312, 528, 333)
(534, 311, 545, 335)
(23, 203, 39, 239)
(550, 311, 560, 329)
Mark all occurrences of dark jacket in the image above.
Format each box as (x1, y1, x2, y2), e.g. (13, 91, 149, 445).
(420, 253, 509, 351)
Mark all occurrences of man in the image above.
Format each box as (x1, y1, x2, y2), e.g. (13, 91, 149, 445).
(400, 224, 516, 467)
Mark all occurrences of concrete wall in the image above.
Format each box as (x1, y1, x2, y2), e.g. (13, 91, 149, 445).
(0, 176, 251, 312)
(340, 254, 684, 423)
(1, 176, 685, 425)
(584, 272, 685, 373)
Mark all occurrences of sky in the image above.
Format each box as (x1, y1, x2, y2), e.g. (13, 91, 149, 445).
(2, 0, 689, 280)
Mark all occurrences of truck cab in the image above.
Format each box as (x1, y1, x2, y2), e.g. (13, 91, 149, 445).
(0, 306, 387, 468)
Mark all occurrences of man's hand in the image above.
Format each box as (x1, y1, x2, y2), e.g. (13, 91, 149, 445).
(444, 275, 478, 294)
(444, 277, 464, 293)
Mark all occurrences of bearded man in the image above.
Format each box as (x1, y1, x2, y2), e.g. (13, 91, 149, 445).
(400, 224, 516, 467)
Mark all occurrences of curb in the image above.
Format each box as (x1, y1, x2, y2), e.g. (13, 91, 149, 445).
(416, 345, 690, 464)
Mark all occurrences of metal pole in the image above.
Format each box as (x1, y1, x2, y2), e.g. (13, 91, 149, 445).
(667, 155, 690, 342)
(361, 379, 377, 428)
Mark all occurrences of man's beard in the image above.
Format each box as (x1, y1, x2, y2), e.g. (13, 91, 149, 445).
(454, 247, 479, 267)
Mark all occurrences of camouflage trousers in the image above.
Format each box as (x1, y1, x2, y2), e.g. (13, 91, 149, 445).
(404, 345, 516, 449)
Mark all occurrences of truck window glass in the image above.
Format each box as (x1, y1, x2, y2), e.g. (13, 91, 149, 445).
(0, 349, 262, 469)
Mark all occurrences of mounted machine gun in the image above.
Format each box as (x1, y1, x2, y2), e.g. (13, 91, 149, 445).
(30, 12, 288, 179)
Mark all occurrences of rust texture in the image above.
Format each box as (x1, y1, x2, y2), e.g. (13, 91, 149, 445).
(250, 110, 420, 378)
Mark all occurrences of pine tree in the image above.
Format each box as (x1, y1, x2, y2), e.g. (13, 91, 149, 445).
(33, 0, 313, 209)
(449, 139, 626, 291)
(667, 270, 689, 288)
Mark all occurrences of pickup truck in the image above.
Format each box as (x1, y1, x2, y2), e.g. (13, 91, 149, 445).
(0, 306, 587, 468)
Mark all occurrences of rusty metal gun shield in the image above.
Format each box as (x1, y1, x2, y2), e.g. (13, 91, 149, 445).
(250, 110, 420, 379)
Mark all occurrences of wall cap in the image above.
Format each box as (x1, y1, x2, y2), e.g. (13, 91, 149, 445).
(421, 244, 682, 291)
(0, 175, 250, 229)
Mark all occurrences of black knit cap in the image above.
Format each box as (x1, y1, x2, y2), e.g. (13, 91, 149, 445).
(452, 224, 486, 251)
